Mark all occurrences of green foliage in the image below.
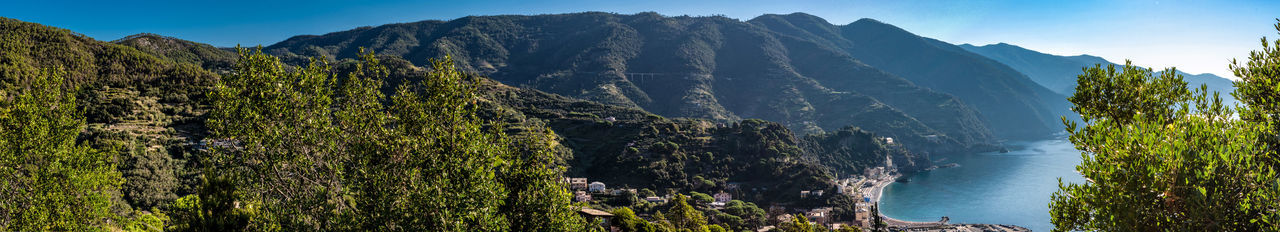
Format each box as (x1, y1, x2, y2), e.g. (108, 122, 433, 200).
(480, 79, 843, 205)
(707, 224, 726, 232)
(1, 18, 216, 226)
(870, 203, 884, 232)
(1050, 21, 1280, 231)
(118, 140, 180, 211)
(803, 126, 928, 174)
(836, 225, 863, 232)
(121, 212, 167, 232)
(166, 178, 257, 231)
(611, 207, 661, 232)
(690, 192, 714, 205)
(1233, 20, 1280, 155)
(0, 68, 123, 230)
(114, 33, 238, 73)
(665, 195, 709, 232)
(775, 214, 816, 232)
(720, 200, 767, 230)
(199, 48, 586, 231)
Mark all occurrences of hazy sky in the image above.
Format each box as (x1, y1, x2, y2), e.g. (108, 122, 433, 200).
(4, 0, 1277, 78)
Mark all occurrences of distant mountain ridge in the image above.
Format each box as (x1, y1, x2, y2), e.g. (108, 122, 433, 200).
(960, 42, 1238, 106)
(263, 12, 1081, 151)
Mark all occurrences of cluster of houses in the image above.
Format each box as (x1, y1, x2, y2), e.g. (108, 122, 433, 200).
(562, 177, 735, 208)
(562, 175, 897, 231)
(565, 178, 635, 202)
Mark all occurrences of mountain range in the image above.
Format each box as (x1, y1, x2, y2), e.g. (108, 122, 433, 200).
(0, 12, 1116, 208)
(261, 12, 1088, 153)
(960, 42, 1238, 106)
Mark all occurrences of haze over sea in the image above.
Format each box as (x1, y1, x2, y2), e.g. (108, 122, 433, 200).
(879, 139, 1085, 231)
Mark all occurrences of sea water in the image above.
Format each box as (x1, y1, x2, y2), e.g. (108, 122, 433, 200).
(878, 139, 1085, 231)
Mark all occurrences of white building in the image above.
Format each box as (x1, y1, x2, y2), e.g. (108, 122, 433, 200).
(574, 191, 592, 202)
(565, 178, 588, 190)
(713, 192, 732, 203)
(588, 181, 606, 192)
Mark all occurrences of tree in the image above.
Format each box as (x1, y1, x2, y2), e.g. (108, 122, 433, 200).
(1048, 20, 1280, 231)
(198, 48, 587, 231)
(836, 225, 863, 232)
(707, 224, 727, 232)
(870, 203, 885, 232)
(204, 47, 348, 230)
(665, 194, 709, 232)
(776, 214, 815, 232)
(722, 200, 767, 230)
(118, 140, 179, 212)
(611, 207, 659, 232)
(0, 68, 123, 230)
(690, 192, 714, 206)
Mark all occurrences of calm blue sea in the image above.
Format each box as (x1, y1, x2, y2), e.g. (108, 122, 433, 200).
(878, 139, 1085, 231)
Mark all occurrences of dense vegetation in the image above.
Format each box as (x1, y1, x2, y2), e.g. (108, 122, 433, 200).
(172, 48, 586, 231)
(1, 17, 216, 230)
(264, 12, 1014, 153)
(1049, 21, 1280, 231)
(0, 68, 124, 230)
(114, 33, 239, 73)
(0, 16, 919, 230)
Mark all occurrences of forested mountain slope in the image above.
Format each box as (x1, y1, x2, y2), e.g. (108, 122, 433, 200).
(263, 12, 1004, 153)
(1, 17, 217, 213)
(380, 56, 925, 204)
(831, 17, 1074, 139)
(2, 16, 921, 207)
(113, 33, 238, 73)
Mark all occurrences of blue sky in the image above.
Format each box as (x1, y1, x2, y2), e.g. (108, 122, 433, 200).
(4, 0, 1277, 78)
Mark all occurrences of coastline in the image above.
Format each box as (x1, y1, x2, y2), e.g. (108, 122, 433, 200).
(868, 173, 896, 203)
(868, 173, 1030, 232)
(866, 174, 942, 226)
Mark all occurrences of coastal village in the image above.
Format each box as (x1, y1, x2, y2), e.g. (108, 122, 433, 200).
(564, 160, 1028, 232)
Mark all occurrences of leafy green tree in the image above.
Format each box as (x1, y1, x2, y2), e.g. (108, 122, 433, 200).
(612, 207, 660, 232)
(776, 214, 816, 232)
(722, 200, 767, 229)
(836, 225, 863, 232)
(118, 140, 179, 211)
(665, 194, 709, 232)
(640, 188, 657, 197)
(707, 224, 727, 232)
(707, 210, 744, 231)
(205, 47, 346, 230)
(199, 48, 586, 231)
(690, 192, 714, 206)
(166, 177, 258, 231)
(0, 68, 123, 230)
(1234, 19, 1280, 158)
(1049, 20, 1280, 231)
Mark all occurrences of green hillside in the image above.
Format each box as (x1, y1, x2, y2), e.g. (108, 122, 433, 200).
(835, 17, 1074, 139)
(113, 33, 239, 73)
(1, 16, 919, 211)
(263, 12, 1004, 153)
(383, 56, 920, 204)
(1, 17, 218, 222)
